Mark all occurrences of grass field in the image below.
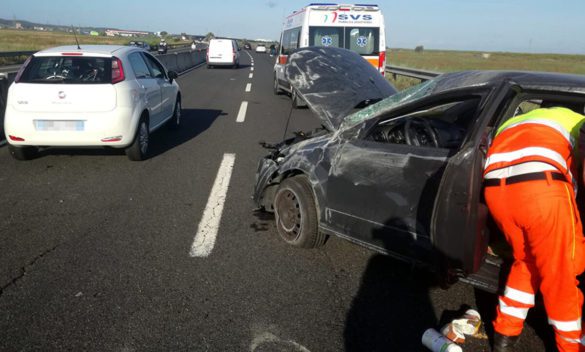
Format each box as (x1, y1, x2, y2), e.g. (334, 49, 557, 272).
(0, 29, 190, 65)
(386, 48, 585, 90)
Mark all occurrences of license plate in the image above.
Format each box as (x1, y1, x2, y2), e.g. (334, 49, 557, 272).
(34, 120, 85, 131)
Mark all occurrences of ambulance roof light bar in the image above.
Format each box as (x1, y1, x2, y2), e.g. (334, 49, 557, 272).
(307, 3, 379, 11)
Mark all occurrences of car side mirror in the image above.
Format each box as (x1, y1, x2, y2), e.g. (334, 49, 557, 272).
(168, 71, 178, 82)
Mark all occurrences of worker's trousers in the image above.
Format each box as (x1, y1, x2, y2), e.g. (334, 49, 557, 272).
(485, 173, 585, 352)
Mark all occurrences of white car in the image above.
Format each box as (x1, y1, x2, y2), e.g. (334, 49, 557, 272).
(4, 45, 181, 161)
(255, 45, 267, 53)
(206, 39, 240, 68)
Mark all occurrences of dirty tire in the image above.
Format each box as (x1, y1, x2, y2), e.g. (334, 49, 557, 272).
(8, 144, 37, 160)
(167, 99, 181, 130)
(274, 175, 325, 248)
(125, 116, 149, 161)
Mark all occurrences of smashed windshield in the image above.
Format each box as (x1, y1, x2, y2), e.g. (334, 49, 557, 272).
(341, 79, 438, 129)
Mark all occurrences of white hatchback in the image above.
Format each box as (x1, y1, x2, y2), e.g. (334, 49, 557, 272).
(4, 45, 182, 161)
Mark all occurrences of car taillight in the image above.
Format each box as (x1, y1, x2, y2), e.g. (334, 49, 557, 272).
(111, 57, 125, 84)
(14, 56, 32, 83)
(278, 55, 288, 65)
(378, 51, 386, 75)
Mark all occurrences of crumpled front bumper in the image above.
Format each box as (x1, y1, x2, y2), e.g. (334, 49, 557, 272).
(253, 157, 280, 210)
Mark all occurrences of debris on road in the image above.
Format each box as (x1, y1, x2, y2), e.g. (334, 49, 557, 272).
(422, 328, 463, 352)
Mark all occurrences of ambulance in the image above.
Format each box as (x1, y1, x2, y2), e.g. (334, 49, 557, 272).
(274, 3, 387, 97)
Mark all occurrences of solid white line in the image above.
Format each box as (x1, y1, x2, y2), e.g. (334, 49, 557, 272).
(189, 153, 236, 258)
(245, 83, 252, 92)
(236, 101, 248, 123)
(249, 73, 253, 79)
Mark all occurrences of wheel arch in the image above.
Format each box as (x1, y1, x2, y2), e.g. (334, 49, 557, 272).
(271, 169, 325, 223)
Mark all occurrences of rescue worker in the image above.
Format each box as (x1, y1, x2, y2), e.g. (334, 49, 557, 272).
(484, 106, 585, 352)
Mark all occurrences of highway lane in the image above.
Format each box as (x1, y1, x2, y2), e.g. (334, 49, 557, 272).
(0, 51, 551, 351)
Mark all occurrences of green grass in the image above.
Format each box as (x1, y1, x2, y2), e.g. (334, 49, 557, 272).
(0, 29, 191, 65)
(385, 48, 585, 90)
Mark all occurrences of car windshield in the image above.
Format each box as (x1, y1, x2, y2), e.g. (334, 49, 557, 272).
(341, 79, 437, 129)
(19, 56, 112, 84)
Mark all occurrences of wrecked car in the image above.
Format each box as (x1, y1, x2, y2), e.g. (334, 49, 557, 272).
(253, 46, 585, 292)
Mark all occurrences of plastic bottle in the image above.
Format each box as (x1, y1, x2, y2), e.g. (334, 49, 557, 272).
(422, 328, 463, 352)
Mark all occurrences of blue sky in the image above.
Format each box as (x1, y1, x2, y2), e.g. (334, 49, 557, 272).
(2, 0, 584, 54)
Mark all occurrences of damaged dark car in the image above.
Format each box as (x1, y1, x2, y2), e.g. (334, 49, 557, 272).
(253, 46, 585, 292)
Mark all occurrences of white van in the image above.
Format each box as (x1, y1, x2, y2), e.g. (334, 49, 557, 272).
(274, 3, 386, 98)
(206, 39, 240, 69)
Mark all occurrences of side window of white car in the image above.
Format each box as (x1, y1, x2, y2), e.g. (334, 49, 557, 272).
(128, 52, 151, 79)
(142, 53, 167, 80)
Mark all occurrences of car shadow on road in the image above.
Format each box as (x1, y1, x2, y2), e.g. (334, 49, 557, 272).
(36, 109, 225, 159)
(344, 217, 439, 352)
(344, 253, 438, 351)
(148, 108, 226, 158)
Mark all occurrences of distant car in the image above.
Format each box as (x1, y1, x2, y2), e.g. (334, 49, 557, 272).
(244, 43, 252, 50)
(206, 39, 240, 69)
(128, 41, 151, 51)
(255, 45, 267, 53)
(253, 46, 585, 293)
(5, 45, 182, 161)
(158, 42, 168, 54)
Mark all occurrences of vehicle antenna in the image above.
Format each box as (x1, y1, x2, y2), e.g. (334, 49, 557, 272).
(71, 25, 81, 50)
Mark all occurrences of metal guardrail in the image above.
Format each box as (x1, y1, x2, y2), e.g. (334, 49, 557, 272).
(0, 51, 37, 58)
(385, 65, 442, 81)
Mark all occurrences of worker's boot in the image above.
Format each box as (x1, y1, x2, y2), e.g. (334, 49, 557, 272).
(492, 332, 520, 352)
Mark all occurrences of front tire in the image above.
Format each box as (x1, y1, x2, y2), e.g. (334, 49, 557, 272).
(125, 117, 149, 161)
(273, 175, 325, 248)
(8, 144, 37, 160)
(291, 89, 304, 109)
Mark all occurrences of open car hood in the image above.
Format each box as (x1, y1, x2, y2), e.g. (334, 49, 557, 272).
(285, 47, 397, 131)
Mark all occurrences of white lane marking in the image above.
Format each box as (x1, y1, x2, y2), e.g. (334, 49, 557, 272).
(245, 83, 252, 92)
(236, 101, 248, 123)
(250, 67, 254, 71)
(189, 153, 236, 258)
(249, 73, 253, 79)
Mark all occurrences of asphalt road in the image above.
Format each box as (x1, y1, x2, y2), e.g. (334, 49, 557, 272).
(0, 51, 554, 351)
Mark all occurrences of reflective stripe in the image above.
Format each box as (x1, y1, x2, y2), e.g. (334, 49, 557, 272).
(500, 119, 575, 147)
(485, 147, 568, 171)
(560, 335, 582, 344)
(484, 162, 557, 179)
(549, 318, 582, 332)
(499, 299, 529, 320)
(504, 286, 535, 305)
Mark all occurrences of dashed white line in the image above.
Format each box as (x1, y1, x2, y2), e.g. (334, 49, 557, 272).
(245, 83, 252, 92)
(189, 153, 236, 258)
(236, 101, 248, 123)
(251, 67, 254, 71)
(249, 73, 253, 79)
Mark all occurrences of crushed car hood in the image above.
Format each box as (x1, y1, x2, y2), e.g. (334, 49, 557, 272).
(285, 47, 397, 131)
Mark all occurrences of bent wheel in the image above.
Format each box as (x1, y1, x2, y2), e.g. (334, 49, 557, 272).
(274, 175, 325, 248)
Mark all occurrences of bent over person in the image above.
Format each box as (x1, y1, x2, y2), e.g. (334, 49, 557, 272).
(484, 106, 585, 352)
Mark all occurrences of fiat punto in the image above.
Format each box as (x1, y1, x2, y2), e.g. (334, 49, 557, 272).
(4, 45, 181, 161)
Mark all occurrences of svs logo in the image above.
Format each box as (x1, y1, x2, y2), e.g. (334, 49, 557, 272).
(339, 14, 373, 21)
(324, 12, 373, 23)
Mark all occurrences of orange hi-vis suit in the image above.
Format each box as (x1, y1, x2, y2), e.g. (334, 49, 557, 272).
(484, 107, 585, 352)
